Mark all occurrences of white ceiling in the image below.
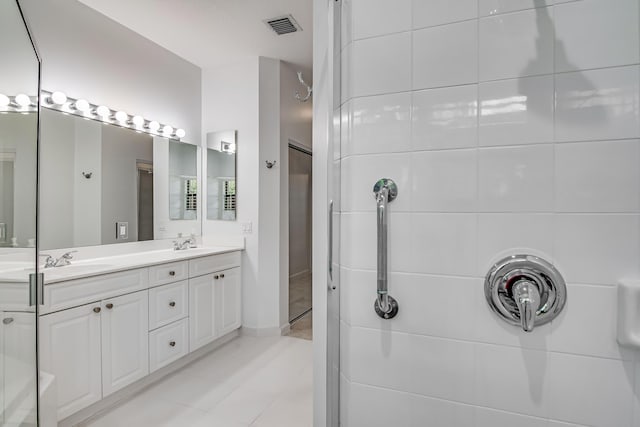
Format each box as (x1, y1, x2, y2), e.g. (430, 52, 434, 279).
(78, 0, 313, 71)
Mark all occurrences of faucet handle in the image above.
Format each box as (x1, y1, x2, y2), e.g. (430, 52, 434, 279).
(61, 250, 78, 259)
(38, 253, 55, 267)
(512, 280, 541, 332)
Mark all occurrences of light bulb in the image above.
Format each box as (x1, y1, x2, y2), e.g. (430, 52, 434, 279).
(50, 91, 67, 105)
(115, 111, 128, 123)
(148, 121, 160, 132)
(131, 115, 144, 128)
(175, 128, 186, 139)
(96, 105, 110, 119)
(15, 94, 31, 107)
(74, 99, 90, 113)
(162, 125, 173, 136)
(0, 94, 9, 107)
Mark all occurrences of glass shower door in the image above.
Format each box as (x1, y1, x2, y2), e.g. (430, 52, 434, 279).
(0, 0, 41, 425)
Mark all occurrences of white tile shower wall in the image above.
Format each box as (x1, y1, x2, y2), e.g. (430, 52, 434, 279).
(339, 0, 640, 426)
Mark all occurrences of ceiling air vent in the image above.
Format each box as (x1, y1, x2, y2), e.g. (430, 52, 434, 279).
(264, 15, 302, 35)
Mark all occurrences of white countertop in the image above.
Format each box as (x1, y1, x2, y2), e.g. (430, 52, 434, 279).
(0, 246, 243, 284)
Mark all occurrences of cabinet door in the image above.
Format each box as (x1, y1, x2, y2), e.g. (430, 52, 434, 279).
(4, 312, 37, 425)
(101, 290, 149, 397)
(40, 303, 102, 420)
(216, 267, 241, 337)
(189, 274, 215, 352)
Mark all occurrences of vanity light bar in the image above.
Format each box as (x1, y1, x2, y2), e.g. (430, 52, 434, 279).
(40, 90, 186, 140)
(0, 92, 38, 113)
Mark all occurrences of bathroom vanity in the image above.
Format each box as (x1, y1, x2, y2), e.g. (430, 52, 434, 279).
(37, 246, 242, 421)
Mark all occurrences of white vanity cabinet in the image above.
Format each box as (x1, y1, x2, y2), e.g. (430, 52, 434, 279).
(216, 267, 241, 337)
(39, 303, 102, 420)
(101, 290, 149, 396)
(189, 267, 241, 352)
(39, 249, 242, 422)
(40, 289, 149, 419)
(3, 312, 38, 425)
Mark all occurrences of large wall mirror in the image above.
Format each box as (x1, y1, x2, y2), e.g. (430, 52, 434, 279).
(206, 130, 237, 221)
(39, 108, 201, 250)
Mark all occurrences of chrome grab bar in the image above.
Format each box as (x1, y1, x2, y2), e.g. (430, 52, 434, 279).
(373, 178, 399, 319)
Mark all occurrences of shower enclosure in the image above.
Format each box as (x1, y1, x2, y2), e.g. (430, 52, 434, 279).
(326, 0, 640, 426)
(0, 0, 41, 425)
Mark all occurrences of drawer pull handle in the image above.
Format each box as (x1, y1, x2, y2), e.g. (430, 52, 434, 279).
(93, 307, 101, 313)
(3, 318, 13, 325)
(169, 301, 176, 307)
(105, 303, 114, 309)
(214, 275, 219, 280)
(169, 271, 176, 276)
(169, 341, 176, 347)
(220, 274, 225, 278)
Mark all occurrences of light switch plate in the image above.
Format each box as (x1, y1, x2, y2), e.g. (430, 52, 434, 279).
(116, 222, 129, 240)
(242, 222, 253, 234)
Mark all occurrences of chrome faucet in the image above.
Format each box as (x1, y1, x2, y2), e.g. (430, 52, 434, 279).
(39, 251, 77, 268)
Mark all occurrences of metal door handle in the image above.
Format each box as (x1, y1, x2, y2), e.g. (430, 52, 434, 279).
(328, 200, 335, 290)
(373, 179, 399, 319)
(169, 341, 176, 347)
(169, 301, 176, 307)
(169, 271, 176, 276)
(105, 303, 114, 309)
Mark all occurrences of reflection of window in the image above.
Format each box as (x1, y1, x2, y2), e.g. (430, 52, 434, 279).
(185, 179, 197, 211)
(224, 180, 236, 211)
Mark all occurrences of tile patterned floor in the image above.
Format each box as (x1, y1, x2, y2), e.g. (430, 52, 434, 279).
(81, 336, 313, 427)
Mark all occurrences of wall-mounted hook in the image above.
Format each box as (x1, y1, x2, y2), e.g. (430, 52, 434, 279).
(294, 71, 312, 103)
(265, 160, 277, 169)
(82, 172, 93, 179)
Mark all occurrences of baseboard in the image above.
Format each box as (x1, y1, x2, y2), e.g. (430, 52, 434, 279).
(280, 323, 291, 336)
(59, 329, 240, 427)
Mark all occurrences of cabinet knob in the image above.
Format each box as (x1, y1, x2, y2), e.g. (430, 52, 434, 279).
(220, 273, 225, 279)
(93, 307, 101, 313)
(169, 271, 176, 276)
(214, 275, 219, 280)
(169, 341, 176, 347)
(169, 301, 176, 307)
(3, 318, 14, 325)
(105, 303, 114, 310)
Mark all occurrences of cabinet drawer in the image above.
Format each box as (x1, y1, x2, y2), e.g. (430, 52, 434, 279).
(148, 261, 188, 287)
(149, 280, 188, 330)
(149, 318, 188, 373)
(43, 268, 148, 314)
(188, 251, 241, 278)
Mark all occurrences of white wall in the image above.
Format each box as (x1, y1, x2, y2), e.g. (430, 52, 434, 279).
(20, 0, 201, 142)
(202, 57, 313, 332)
(0, 1, 39, 97)
(336, 1, 640, 426)
(202, 58, 261, 329)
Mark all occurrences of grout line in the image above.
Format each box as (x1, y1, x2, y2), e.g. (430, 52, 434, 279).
(342, 63, 640, 104)
(337, 137, 640, 160)
(346, 324, 635, 362)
